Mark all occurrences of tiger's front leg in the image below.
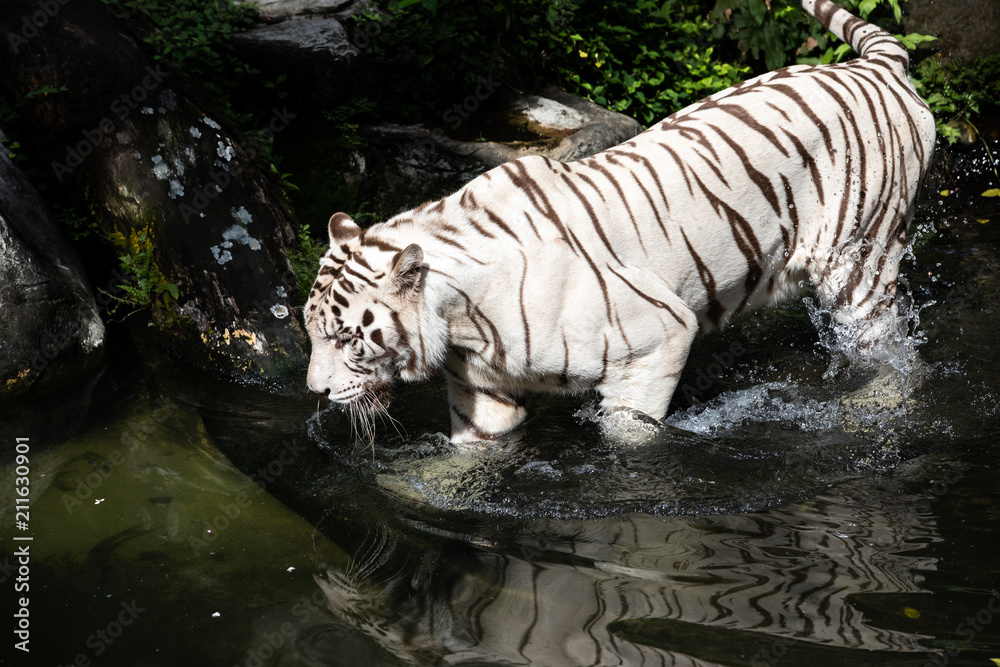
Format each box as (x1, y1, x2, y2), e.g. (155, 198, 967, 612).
(596, 326, 697, 424)
(444, 350, 527, 445)
(597, 263, 700, 424)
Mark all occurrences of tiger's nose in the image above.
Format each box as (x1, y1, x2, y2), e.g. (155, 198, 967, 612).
(307, 382, 330, 397)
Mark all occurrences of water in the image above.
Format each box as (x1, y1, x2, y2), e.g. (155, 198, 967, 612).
(2, 193, 999, 666)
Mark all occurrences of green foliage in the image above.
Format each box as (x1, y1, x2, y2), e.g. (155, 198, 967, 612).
(551, 2, 751, 125)
(360, 0, 939, 128)
(270, 164, 300, 202)
(914, 54, 1000, 144)
(0, 96, 22, 161)
(854, 0, 902, 21)
(2, 86, 68, 161)
(287, 224, 328, 304)
(101, 0, 265, 119)
(52, 201, 101, 242)
(322, 99, 377, 153)
(360, 0, 749, 126)
(283, 102, 379, 301)
(711, 0, 912, 72)
(0, 136, 19, 161)
(103, 230, 179, 319)
(356, 0, 521, 119)
(275, 99, 382, 238)
(794, 29, 934, 67)
(711, 0, 819, 71)
(894, 32, 937, 51)
(102, 0, 256, 74)
(24, 85, 69, 99)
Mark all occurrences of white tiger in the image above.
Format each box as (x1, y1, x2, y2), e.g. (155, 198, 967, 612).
(305, 0, 936, 445)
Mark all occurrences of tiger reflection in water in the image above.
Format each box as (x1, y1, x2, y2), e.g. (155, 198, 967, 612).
(305, 476, 937, 666)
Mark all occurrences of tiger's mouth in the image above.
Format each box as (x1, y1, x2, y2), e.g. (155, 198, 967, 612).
(333, 381, 398, 444)
(366, 381, 393, 407)
(330, 381, 394, 409)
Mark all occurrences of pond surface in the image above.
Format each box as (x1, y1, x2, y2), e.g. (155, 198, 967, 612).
(2, 182, 1000, 667)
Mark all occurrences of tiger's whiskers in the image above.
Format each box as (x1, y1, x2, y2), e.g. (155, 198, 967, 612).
(346, 393, 385, 462)
(371, 396, 407, 441)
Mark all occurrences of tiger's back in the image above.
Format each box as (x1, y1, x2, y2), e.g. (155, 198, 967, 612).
(305, 0, 935, 444)
(450, 15, 935, 334)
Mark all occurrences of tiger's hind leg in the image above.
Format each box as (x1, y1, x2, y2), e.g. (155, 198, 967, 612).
(814, 217, 912, 359)
(444, 350, 527, 446)
(813, 214, 925, 422)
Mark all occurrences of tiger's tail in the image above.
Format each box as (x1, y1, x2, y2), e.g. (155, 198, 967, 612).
(802, 0, 909, 74)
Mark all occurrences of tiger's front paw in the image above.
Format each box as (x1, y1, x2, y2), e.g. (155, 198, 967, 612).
(577, 403, 664, 448)
(449, 406, 526, 446)
(448, 372, 527, 444)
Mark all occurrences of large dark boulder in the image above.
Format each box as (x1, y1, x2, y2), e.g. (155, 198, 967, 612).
(247, 0, 355, 19)
(231, 15, 363, 105)
(905, 0, 1000, 61)
(0, 0, 309, 383)
(0, 130, 105, 401)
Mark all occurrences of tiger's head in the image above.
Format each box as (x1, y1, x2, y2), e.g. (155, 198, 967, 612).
(305, 213, 425, 433)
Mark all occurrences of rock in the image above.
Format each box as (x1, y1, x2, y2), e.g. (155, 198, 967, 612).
(234, 15, 358, 59)
(443, 85, 643, 167)
(238, 0, 356, 19)
(905, 0, 1000, 61)
(0, 0, 309, 384)
(516, 95, 587, 131)
(0, 130, 105, 401)
(231, 15, 362, 103)
(358, 85, 644, 212)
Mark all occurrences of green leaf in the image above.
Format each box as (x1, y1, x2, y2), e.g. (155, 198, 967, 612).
(895, 33, 937, 50)
(937, 123, 961, 144)
(25, 84, 68, 99)
(160, 281, 180, 300)
(889, 0, 902, 23)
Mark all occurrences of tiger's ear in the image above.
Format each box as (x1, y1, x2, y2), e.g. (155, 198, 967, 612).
(390, 243, 424, 294)
(328, 212, 361, 246)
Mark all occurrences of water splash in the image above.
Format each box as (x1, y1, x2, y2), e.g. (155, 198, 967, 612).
(665, 382, 840, 436)
(573, 404, 663, 447)
(803, 292, 933, 382)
